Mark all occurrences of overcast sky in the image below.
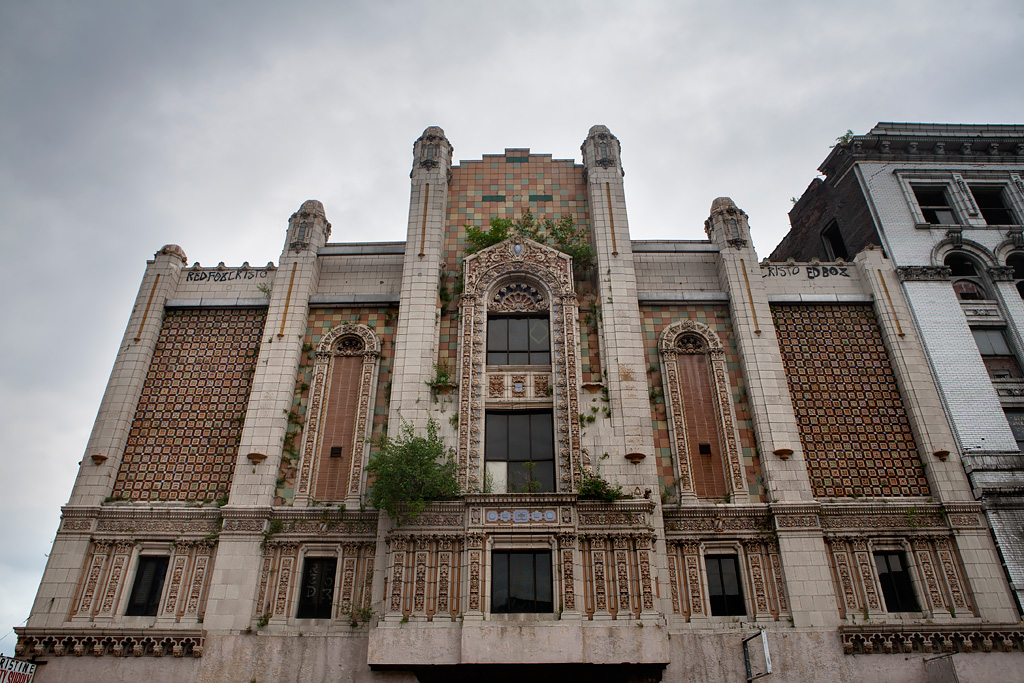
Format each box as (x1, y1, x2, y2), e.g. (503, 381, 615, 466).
(2, 0, 1023, 653)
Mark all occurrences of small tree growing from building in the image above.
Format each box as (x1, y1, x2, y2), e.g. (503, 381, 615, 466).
(367, 418, 459, 524)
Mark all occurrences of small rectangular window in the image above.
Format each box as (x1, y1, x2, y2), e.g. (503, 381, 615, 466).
(971, 186, 1018, 226)
(487, 316, 550, 365)
(706, 555, 745, 616)
(874, 552, 920, 613)
(297, 557, 337, 619)
(125, 556, 169, 616)
(912, 186, 958, 225)
(491, 550, 552, 613)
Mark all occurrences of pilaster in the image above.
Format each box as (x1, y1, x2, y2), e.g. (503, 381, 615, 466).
(227, 200, 330, 507)
(388, 126, 453, 432)
(68, 245, 187, 506)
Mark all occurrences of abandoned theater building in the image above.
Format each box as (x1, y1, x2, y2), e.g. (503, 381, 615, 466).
(17, 125, 1024, 682)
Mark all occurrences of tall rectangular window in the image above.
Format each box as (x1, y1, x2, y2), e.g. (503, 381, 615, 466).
(485, 411, 554, 493)
(972, 328, 1023, 379)
(491, 550, 552, 613)
(125, 556, 169, 616)
(821, 221, 849, 261)
(487, 316, 550, 365)
(297, 557, 337, 619)
(912, 186, 958, 225)
(874, 552, 920, 613)
(971, 186, 1018, 226)
(705, 555, 745, 616)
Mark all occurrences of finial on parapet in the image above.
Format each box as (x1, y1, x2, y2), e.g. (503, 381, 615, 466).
(581, 125, 623, 176)
(286, 199, 331, 253)
(155, 244, 188, 264)
(704, 197, 750, 248)
(412, 126, 453, 178)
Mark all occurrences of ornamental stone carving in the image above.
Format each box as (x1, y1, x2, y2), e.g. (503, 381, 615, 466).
(896, 266, 952, 282)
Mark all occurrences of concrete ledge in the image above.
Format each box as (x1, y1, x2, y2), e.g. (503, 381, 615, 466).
(368, 621, 668, 667)
(309, 294, 401, 305)
(632, 240, 718, 252)
(165, 297, 269, 308)
(320, 242, 406, 255)
(638, 291, 728, 303)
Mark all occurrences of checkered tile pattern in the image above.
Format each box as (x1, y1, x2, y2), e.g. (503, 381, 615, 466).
(113, 308, 266, 501)
(438, 150, 593, 369)
(275, 307, 396, 504)
(639, 305, 761, 501)
(771, 304, 929, 498)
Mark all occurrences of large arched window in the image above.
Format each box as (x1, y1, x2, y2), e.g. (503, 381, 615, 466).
(945, 253, 988, 300)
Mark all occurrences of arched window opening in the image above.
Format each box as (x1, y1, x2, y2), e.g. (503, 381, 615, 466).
(675, 334, 728, 499)
(1007, 253, 1024, 300)
(945, 254, 988, 300)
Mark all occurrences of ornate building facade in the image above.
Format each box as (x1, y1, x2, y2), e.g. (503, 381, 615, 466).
(17, 126, 1024, 682)
(773, 123, 1024, 620)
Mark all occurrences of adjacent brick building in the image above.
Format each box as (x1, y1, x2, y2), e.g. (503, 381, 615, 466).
(17, 126, 1024, 682)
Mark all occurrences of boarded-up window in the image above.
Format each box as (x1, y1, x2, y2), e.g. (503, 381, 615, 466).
(314, 355, 362, 500)
(677, 353, 727, 499)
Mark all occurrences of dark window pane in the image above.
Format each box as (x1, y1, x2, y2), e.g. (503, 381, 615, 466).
(488, 318, 507, 352)
(972, 187, 1018, 226)
(297, 557, 337, 619)
(492, 551, 552, 613)
(509, 318, 529, 352)
(530, 413, 554, 461)
(874, 552, 920, 613)
(491, 553, 509, 612)
(126, 556, 169, 617)
(706, 555, 745, 616)
(507, 413, 530, 460)
(485, 413, 507, 461)
(487, 316, 549, 365)
(945, 255, 978, 277)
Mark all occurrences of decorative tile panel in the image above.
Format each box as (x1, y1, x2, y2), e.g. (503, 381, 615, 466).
(114, 308, 266, 501)
(771, 304, 929, 498)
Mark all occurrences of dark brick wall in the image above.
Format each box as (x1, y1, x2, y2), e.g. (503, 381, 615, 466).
(770, 172, 881, 262)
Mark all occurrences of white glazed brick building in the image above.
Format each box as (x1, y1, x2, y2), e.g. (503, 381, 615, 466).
(774, 123, 1024, 618)
(16, 126, 1024, 682)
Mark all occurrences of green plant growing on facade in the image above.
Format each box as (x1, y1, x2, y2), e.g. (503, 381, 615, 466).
(348, 606, 374, 628)
(425, 360, 456, 391)
(366, 418, 460, 524)
(577, 468, 624, 502)
(464, 212, 595, 277)
(518, 461, 542, 493)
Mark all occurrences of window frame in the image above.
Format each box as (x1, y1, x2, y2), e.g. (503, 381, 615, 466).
(970, 184, 1020, 226)
(490, 548, 554, 614)
(296, 555, 339, 620)
(820, 220, 849, 261)
(484, 410, 555, 493)
(704, 553, 746, 617)
(124, 555, 170, 617)
(873, 550, 921, 614)
(911, 184, 960, 226)
(971, 327, 1023, 379)
(486, 314, 551, 366)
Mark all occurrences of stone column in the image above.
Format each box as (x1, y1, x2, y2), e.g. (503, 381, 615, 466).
(204, 200, 329, 632)
(388, 126, 453, 432)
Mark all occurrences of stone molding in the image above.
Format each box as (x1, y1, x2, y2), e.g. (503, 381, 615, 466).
(839, 625, 1024, 655)
(15, 628, 204, 658)
(896, 265, 952, 282)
